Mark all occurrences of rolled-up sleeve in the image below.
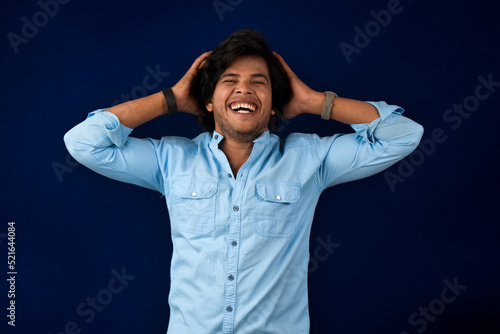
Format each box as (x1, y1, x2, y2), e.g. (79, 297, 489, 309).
(314, 101, 424, 189)
(63, 109, 164, 193)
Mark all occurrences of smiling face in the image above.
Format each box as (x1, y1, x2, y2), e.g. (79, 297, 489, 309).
(206, 55, 274, 143)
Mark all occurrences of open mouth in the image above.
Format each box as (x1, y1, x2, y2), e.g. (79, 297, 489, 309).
(229, 102, 258, 114)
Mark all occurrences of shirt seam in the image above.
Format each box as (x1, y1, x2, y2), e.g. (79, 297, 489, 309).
(310, 143, 323, 193)
(90, 136, 165, 195)
(325, 140, 390, 188)
(285, 138, 323, 194)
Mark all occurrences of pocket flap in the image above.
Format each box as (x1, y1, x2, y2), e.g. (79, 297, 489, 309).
(255, 181, 300, 203)
(172, 178, 217, 199)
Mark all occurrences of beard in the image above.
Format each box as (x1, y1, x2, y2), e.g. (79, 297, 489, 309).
(213, 107, 270, 143)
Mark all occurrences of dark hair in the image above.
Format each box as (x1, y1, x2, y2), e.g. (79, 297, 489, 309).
(192, 29, 291, 132)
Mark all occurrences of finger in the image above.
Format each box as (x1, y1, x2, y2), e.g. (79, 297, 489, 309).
(198, 58, 207, 70)
(273, 51, 295, 77)
(185, 52, 210, 75)
(194, 51, 212, 71)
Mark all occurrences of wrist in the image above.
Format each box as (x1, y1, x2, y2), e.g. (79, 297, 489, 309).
(304, 91, 326, 116)
(171, 85, 199, 115)
(162, 88, 178, 116)
(153, 91, 169, 116)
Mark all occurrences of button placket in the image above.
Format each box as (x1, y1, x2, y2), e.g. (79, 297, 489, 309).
(222, 205, 240, 333)
(222, 158, 254, 334)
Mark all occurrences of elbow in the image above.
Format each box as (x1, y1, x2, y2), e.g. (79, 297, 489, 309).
(410, 122, 424, 148)
(381, 118, 424, 159)
(63, 129, 77, 157)
(398, 122, 424, 157)
(63, 128, 92, 165)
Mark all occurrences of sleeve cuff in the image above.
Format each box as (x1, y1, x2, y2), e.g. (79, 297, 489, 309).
(87, 108, 133, 148)
(350, 101, 404, 143)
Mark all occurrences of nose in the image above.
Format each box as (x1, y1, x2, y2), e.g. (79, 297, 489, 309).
(235, 80, 253, 95)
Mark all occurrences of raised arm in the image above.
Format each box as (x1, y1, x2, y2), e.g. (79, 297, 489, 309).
(273, 52, 424, 189)
(273, 52, 380, 123)
(108, 51, 210, 128)
(63, 52, 210, 192)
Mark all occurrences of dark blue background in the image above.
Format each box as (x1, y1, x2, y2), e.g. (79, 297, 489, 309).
(1, 0, 499, 333)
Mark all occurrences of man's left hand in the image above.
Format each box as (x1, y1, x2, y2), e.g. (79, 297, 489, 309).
(273, 52, 325, 119)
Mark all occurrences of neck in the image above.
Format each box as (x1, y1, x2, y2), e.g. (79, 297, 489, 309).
(219, 137, 254, 176)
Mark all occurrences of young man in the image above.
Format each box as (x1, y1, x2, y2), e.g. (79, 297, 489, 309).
(64, 30, 423, 333)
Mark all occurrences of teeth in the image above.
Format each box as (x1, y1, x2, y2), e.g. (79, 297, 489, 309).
(230, 102, 256, 111)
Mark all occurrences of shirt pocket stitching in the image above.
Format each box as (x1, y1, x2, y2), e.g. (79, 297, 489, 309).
(172, 177, 217, 236)
(254, 181, 300, 238)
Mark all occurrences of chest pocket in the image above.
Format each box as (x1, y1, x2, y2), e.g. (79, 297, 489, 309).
(172, 178, 217, 236)
(254, 181, 300, 238)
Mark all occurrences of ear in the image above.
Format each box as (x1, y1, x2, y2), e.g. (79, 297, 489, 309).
(206, 101, 213, 112)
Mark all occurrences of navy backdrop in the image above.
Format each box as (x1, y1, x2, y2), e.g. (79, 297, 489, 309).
(1, 0, 499, 333)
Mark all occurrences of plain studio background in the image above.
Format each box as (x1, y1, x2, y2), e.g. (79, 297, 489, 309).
(1, 0, 499, 333)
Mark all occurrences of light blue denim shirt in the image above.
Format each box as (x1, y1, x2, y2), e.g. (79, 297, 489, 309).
(64, 101, 423, 333)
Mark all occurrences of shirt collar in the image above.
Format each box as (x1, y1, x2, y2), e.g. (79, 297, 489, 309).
(211, 131, 224, 145)
(210, 130, 271, 145)
(253, 130, 271, 144)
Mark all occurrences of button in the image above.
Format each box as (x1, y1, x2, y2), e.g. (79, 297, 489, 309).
(228, 275, 234, 281)
(227, 173, 232, 178)
(226, 306, 233, 312)
(215, 135, 219, 140)
(233, 206, 239, 212)
(231, 241, 237, 247)
(276, 195, 281, 200)
(191, 192, 197, 197)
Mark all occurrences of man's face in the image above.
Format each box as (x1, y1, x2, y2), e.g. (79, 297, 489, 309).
(206, 55, 274, 143)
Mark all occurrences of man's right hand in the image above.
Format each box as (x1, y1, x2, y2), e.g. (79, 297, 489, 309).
(172, 51, 211, 115)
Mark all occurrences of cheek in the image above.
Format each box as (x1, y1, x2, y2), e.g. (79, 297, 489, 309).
(260, 88, 273, 107)
(212, 87, 230, 107)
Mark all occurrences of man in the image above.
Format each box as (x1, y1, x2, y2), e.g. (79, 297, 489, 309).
(64, 29, 423, 333)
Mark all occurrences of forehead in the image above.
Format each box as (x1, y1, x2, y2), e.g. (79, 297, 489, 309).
(222, 55, 270, 77)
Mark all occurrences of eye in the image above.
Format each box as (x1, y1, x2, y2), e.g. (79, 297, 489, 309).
(223, 79, 237, 83)
(252, 81, 265, 85)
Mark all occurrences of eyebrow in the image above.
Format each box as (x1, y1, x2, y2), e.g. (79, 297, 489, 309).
(220, 73, 270, 83)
